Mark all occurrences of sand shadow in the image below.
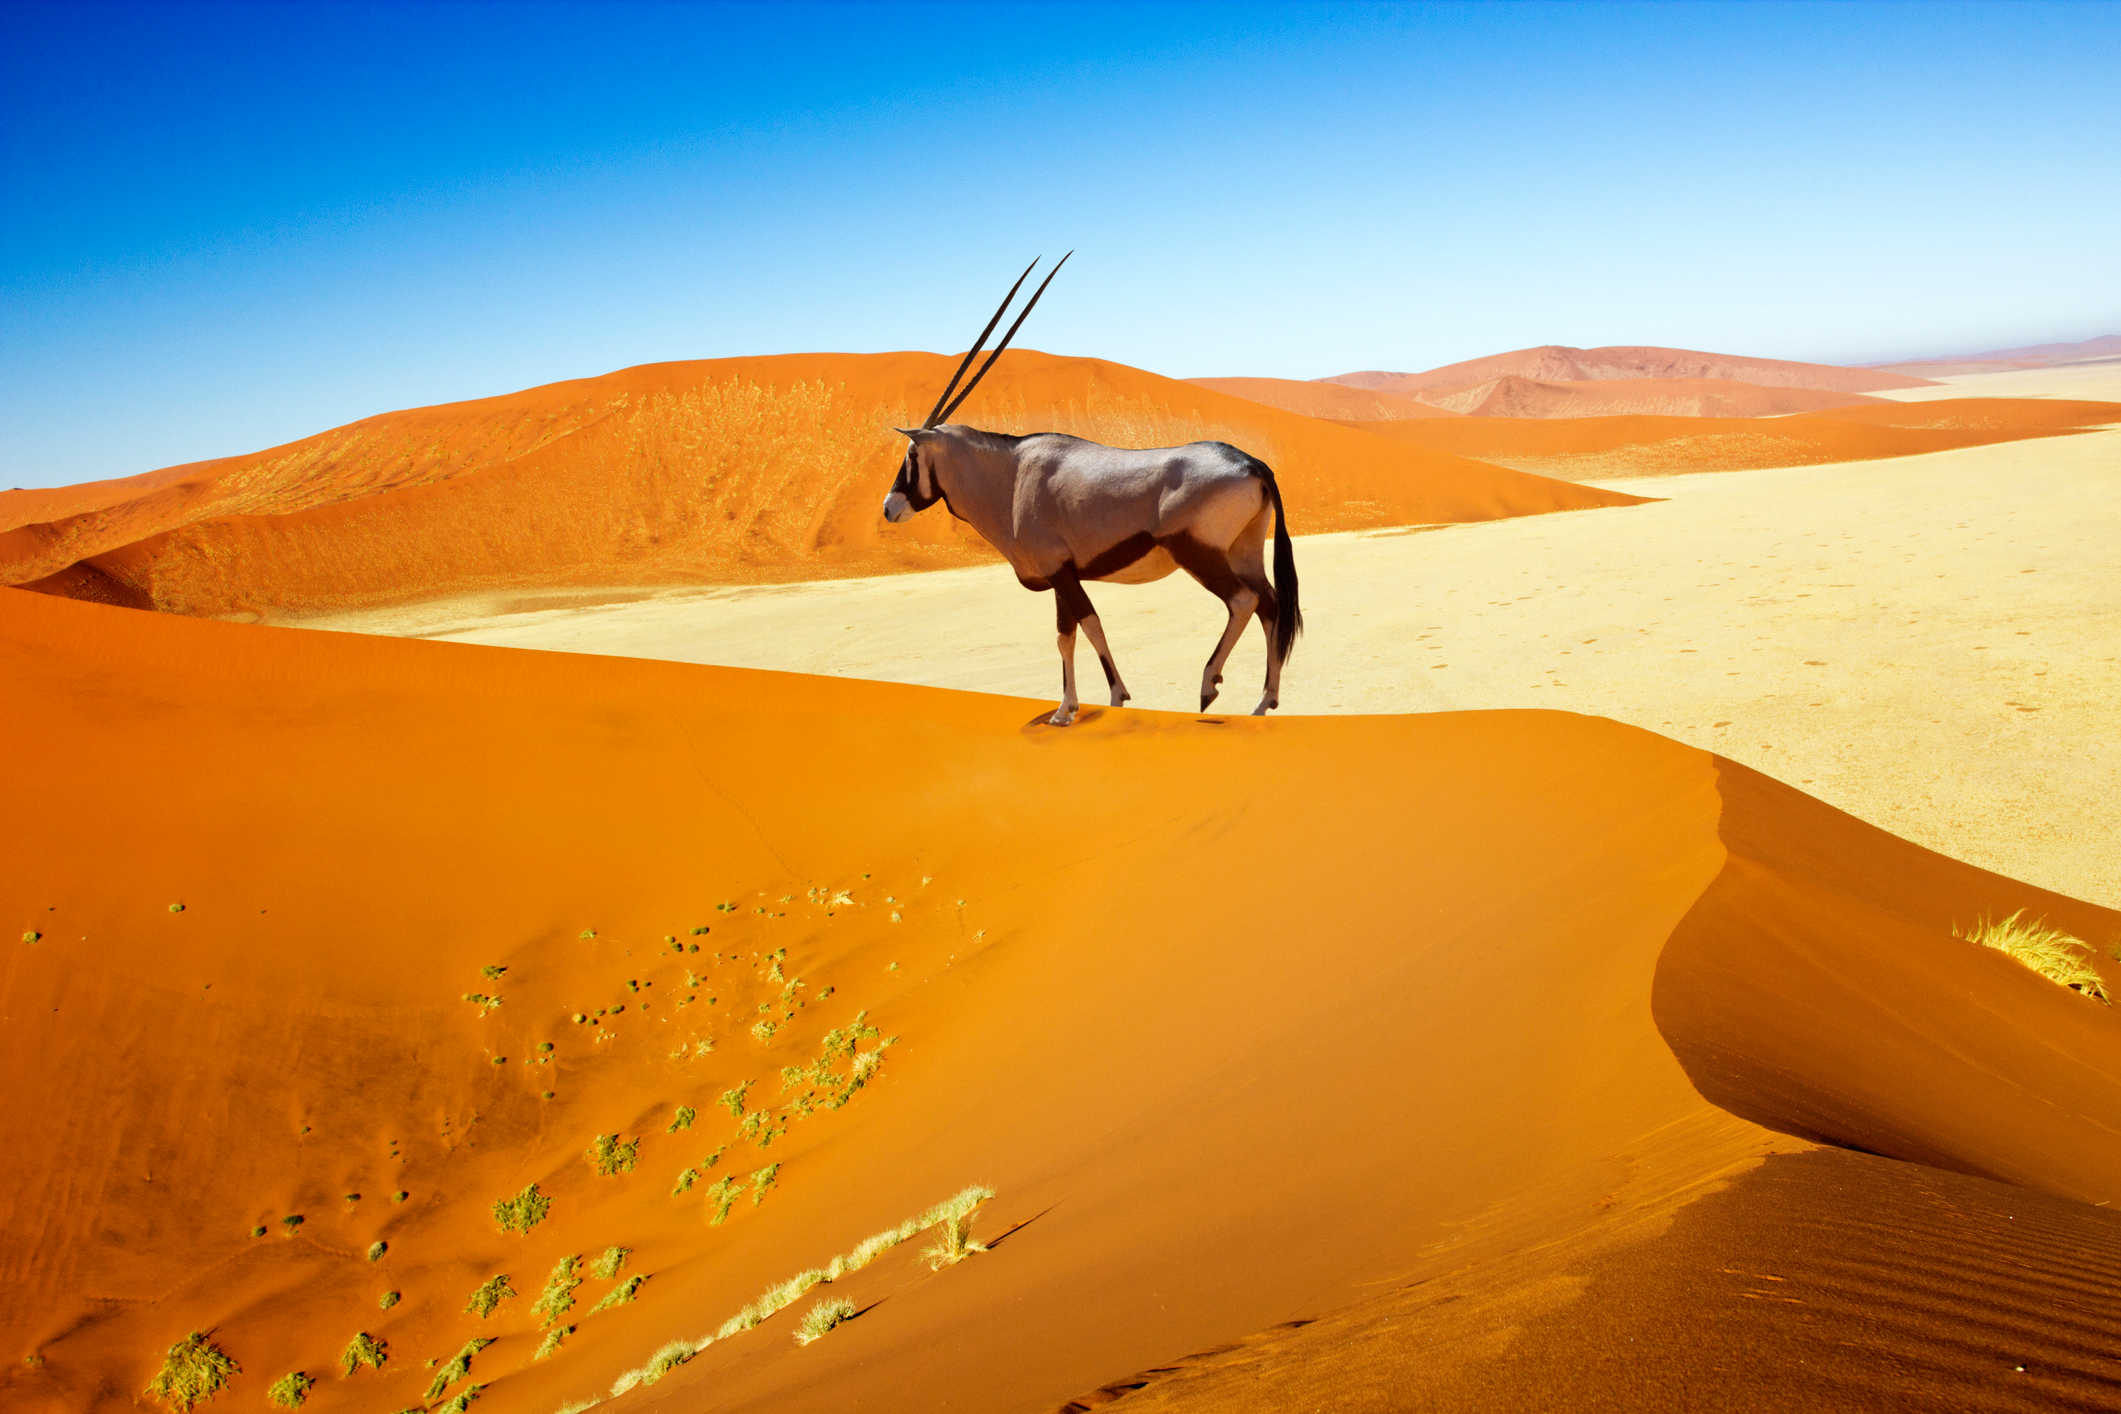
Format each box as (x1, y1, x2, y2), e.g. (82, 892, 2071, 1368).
(981, 1202, 1056, 1251)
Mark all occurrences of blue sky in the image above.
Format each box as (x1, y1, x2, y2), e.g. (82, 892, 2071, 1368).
(4, 0, 2117, 488)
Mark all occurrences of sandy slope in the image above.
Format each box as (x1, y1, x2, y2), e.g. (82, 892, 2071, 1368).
(5, 587, 2118, 1414)
(1328, 344, 1932, 398)
(312, 387, 2121, 910)
(1869, 358, 2121, 403)
(1352, 394, 2121, 480)
(1185, 376, 1459, 420)
(0, 352, 1632, 617)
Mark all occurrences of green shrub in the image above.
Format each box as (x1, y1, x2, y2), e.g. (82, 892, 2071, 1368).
(492, 1182, 551, 1233)
(266, 1371, 313, 1407)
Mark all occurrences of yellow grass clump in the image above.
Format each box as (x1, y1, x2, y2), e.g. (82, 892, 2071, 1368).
(1956, 911, 2110, 1003)
(144, 1332, 238, 1411)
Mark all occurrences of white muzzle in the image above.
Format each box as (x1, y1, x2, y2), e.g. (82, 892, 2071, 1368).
(882, 491, 913, 523)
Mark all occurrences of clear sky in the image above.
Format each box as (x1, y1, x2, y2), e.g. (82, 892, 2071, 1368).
(4, 0, 2117, 488)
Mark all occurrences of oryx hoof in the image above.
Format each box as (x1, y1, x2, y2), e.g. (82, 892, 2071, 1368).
(1200, 689, 1219, 712)
(1110, 688, 1131, 707)
(1049, 704, 1078, 727)
(1252, 695, 1278, 716)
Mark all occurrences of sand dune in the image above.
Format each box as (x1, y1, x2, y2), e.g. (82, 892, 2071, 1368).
(341, 393, 2121, 912)
(1354, 394, 2121, 480)
(5, 583, 2119, 1413)
(1405, 373, 1885, 419)
(1879, 333, 2121, 377)
(1184, 376, 1460, 421)
(1329, 343, 1933, 399)
(0, 352, 1632, 618)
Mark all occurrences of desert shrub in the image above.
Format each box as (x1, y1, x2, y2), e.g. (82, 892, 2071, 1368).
(492, 1182, 551, 1232)
(422, 1339, 491, 1402)
(588, 1133, 639, 1175)
(706, 1176, 740, 1225)
(266, 1371, 313, 1407)
(668, 1105, 696, 1132)
(465, 1273, 515, 1318)
(794, 1298, 858, 1346)
(751, 1163, 779, 1205)
(1958, 911, 2111, 1002)
(533, 1254, 582, 1325)
(366, 1240, 387, 1262)
(341, 1331, 386, 1374)
(378, 1290, 399, 1310)
(591, 1245, 630, 1281)
(534, 1325, 573, 1361)
(592, 1275, 645, 1311)
(144, 1332, 237, 1411)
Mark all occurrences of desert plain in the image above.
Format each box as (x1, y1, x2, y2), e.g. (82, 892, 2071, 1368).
(4, 342, 2120, 1414)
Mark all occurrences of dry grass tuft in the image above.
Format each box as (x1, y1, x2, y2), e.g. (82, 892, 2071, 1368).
(794, 1298, 859, 1346)
(145, 1332, 237, 1411)
(1957, 910, 2111, 1002)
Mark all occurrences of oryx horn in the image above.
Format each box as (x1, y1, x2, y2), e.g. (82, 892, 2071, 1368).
(927, 251, 1072, 428)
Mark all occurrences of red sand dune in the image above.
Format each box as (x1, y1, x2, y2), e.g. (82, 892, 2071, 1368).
(1351, 396, 2121, 480)
(1329, 344, 1934, 400)
(1408, 373, 1884, 419)
(1878, 333, 2121, 378)
(5, 586, 2119, 1412)
(0, 353, 1633, 618)
(1184, 376, 1461, 421)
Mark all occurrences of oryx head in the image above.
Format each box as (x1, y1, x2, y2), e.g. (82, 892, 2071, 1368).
(883, 252, 1070, 524)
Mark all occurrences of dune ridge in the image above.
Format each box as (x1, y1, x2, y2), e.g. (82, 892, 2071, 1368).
(1327, 343, 1934, 400)
(0, 352, 1636, 619)
(1407, 373, 1885, 419)
(4, 586, 2117, 1413)
(1349, 395, 2121, 480)
(1878, 333, 2121, 378)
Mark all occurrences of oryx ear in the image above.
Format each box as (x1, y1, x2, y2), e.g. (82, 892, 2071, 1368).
(894, 426, 931, 441)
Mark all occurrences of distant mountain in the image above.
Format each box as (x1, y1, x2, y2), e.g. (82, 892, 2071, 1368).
(1328, 345, 1933, 403)
(1872, 334, 2121, 378)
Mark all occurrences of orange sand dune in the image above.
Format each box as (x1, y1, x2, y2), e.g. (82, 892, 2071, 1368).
(0, 353, 1633, 618)
(1408, 373, 1884, 418)
(5, 587, 2118, 1413)
(1329, 343, 1933, 399)
(1184, 376, 1461, 421)
(1355, 395, 2121, 479)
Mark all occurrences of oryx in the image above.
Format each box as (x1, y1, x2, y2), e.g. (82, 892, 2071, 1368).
(883, 256, 1301, 725)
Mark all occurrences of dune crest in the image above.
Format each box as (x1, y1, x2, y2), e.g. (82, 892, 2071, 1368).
(1328, 342, 1934, 400)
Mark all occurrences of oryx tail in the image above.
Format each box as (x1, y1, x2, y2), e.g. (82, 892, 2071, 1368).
(1257, 460, 1303, 669)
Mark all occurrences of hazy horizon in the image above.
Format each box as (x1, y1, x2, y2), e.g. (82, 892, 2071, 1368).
(6, 0, 2117, 489)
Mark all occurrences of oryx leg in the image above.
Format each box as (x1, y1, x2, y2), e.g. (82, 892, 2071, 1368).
(1235, 517, 1282, 715)
(1164, 537, 1256, 713)
(1079, 611, 1130, 707)
(1048, 569, 1098, 726)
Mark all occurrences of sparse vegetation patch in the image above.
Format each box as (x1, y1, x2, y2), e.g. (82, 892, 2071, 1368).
(591, 1245, 631, 1281)
(423, 1338, 492, 1403)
